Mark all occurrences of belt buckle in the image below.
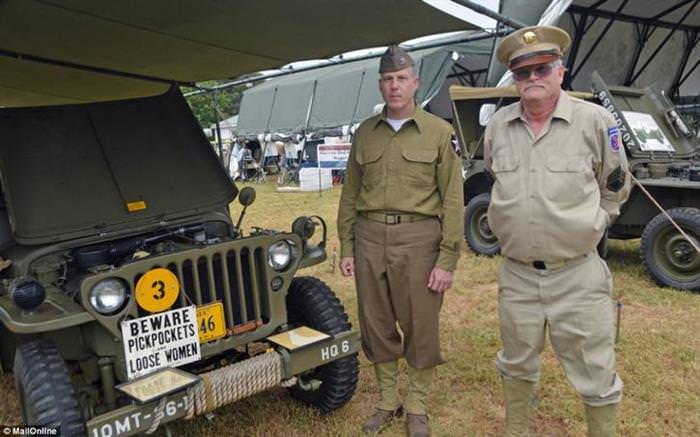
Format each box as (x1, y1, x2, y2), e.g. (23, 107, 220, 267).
(532, 260, 546, 270)
(385, 214, 400, 225)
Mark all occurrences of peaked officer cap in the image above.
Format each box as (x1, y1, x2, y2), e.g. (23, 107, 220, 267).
(496, 25, 571, 70)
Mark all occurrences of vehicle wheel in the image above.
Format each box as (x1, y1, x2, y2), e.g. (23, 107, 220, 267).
(464, 193, 500, 256)
(641, 207, 700, 291)
(285, 277, 358, 413)
(14, 341, 85, 435)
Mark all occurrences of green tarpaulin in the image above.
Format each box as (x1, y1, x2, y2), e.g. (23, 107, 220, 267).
(0, 0, 473, 107)
(237, 38, 493, 135)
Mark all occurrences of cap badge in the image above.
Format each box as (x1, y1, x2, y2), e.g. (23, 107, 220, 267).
(523, 31, 537, 44)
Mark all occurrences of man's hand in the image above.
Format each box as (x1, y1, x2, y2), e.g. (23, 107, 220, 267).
(340, 257, 355, 277)
(428, 267, 454, 293)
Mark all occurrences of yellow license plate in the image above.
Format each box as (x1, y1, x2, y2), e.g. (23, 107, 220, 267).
(196, 302, 226, 342)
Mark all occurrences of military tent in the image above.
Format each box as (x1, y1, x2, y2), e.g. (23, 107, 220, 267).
(236, 36, 494, 136)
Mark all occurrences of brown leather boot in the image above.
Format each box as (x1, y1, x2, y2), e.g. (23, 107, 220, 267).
(405, 413, 431, 437)
(362, 406, 403, 434)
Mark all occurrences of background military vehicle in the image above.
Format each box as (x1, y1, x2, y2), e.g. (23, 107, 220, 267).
(0, 1, 473, 435)
(452, 72, 700, 292)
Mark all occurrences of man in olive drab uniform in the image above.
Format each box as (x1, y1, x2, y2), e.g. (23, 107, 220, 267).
(337, 45, 463, 437)
(484, 26, 631, 436)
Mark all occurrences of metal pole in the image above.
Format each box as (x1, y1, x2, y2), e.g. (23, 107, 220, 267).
(317, 145, 323, 197)
(629, 0, 698, 85)
(451, 0, 526, 29)
(571, 0, 630, 81)
(300, 80, 320, 195)
(669, 30, 699, 98)
(208, 90, 227, 166)
(215, 120, 224, 164)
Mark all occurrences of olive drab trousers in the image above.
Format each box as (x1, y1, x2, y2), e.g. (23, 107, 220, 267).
(496, 253, 623, 406)
(354, 216, 445, 369)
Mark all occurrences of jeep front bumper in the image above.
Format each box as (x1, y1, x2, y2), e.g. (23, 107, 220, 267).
(86, 329, 359, 437)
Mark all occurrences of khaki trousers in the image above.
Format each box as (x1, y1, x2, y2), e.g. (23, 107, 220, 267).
(496, 253, 623, 406)
(354, 215, 445, 369)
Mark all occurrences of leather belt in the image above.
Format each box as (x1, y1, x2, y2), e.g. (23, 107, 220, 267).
(508, 253, 592, 270)
(360, 211, 432, 225)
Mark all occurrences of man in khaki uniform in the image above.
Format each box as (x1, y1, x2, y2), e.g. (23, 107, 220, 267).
(484, 26, 631, 436)
(337, 45, 463, 437)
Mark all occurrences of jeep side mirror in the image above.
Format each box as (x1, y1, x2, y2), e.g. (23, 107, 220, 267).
(238, 187, 256, 206)
(235, 187, 256, 233)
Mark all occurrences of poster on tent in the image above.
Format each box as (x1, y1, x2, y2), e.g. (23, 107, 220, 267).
(317, 143, 352, 169)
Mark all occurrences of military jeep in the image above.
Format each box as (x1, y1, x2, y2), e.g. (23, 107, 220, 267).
(0, 87, 359, 436)
(452, 72, 700, 292)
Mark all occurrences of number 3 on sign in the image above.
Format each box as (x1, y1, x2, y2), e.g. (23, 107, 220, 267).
(135, 268, 180, 313)
(196, 302, 226, 342)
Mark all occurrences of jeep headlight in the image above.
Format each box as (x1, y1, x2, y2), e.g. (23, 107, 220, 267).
(89, 278, 129, 314)
(268, 240, 293, 271)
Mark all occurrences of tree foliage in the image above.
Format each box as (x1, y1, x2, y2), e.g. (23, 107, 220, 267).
(182, 80, 247, 127)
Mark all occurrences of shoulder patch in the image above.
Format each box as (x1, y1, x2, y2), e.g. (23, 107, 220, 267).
(608, 126, 621, 152)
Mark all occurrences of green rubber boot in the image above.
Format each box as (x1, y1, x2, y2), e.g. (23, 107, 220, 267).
(585, 404, 618, 437)
(502, 378, 536, 437)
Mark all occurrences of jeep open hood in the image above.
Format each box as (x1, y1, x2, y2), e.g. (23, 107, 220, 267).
(0, 87, 236, 244)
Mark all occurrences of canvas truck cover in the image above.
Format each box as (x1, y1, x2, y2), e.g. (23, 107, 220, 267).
(0, 87, 236, 244)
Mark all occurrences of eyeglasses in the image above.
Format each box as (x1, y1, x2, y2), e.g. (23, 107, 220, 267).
(512, 62, 558, 82)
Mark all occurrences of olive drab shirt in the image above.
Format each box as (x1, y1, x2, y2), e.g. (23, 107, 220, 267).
(484, 91, 631, 263)
(337, 106, 463, 271)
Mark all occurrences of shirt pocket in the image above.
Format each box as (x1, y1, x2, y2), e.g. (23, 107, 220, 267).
(400, 147, 437, 186)
(544, 155, 595, 205)
(355, 146, 385, 187)
(491, 154, 520, 199)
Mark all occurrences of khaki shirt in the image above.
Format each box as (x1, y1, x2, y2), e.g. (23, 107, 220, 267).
(337, 106, 464, 271)
(484, 92, 631, 263)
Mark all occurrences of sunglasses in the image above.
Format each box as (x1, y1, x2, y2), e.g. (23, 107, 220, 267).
(512, 62, 558, 82)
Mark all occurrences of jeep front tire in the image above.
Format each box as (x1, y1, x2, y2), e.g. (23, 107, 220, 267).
(641, 207, 700, 291)
(285, 277, 359, 413)
(14, 341, 85, 436)
(465, 193, 500, 256)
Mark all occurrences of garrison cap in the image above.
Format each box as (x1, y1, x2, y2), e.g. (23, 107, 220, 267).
(496, 25, 571, 70)
(379, 44, 414, 73)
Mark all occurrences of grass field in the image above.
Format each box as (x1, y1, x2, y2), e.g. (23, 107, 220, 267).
(1, 179, 698, 436)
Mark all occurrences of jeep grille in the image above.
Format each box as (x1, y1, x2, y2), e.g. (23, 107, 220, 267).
(133, 245, 270, 334)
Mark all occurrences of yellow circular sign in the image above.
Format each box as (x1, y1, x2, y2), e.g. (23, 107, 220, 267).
(135, 268, 180, 313)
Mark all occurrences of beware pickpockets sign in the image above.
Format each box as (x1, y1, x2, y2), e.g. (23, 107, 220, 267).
(121, 306, 201, 379)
